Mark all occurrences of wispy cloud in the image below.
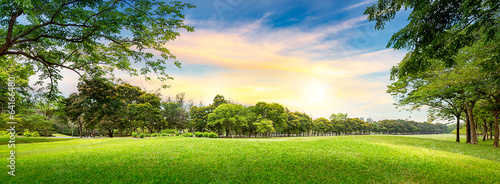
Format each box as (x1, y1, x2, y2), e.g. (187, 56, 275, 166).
(51, 12, 426, 122)
(151, 15, 424, 121)
(340, 0, 377, 12)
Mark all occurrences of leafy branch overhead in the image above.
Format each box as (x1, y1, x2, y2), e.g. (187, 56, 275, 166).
(0, 0, 195, 96)
(364, 0, 500, 78)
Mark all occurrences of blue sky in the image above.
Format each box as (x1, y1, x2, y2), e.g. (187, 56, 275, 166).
(56, 0, 430, 122)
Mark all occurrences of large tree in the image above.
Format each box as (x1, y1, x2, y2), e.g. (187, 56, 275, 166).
(1, 0, 195, 96)
(207, 103, 247, 138)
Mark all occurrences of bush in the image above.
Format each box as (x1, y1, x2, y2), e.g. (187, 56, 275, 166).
(152, 133, 157, 137)
(195, 132, 202, 137)
(184, 133, 193, 137)
(23, 130, 32, 137)
(0, 130, 9, 136)
(132, 132, 138, 138)
(203, 132, 209, 137)
(31, 132, 40, 137)
(208, 132, 218, 138)
(175, 133, 180, 136)
(146, 134, 151, 137)
(139, 133, 145, 138)
(161, 133, 168, 137)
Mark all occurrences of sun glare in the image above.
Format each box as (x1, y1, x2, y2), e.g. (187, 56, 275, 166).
(305, 81, 326, 103)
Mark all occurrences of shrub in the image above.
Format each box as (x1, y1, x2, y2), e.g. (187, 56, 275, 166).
(0, 130, 8, 136)
(23, 130, 32, 137)
(139, 133, 145, 138)
(146, 134, 151, 137)
(184, 133, 193, 137)
(132, 132, 138, 138)
(203, 132, 209, 137)
(31, 132, 40, 137)
(208, 132, 218, 138)
(152, 133, 157, 137)
(161, 133, 168, 137)
(175, 133, 180, 136)
(195, 132, 202, 137)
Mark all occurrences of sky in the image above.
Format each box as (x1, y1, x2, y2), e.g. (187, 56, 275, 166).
(52, 0, 431, 122)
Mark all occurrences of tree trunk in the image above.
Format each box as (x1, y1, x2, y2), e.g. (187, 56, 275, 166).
(490, 122, 494, 140)
(465, 101, 478, 144)
(464, 107, 471, 143)
(483, 122, 487, 142)
(79, 120, 83, 138)
(455, 115, 460, 142)
(108, 128, 114, 138)
(493, 110, 499, 148)
(119, 125, 123, 137)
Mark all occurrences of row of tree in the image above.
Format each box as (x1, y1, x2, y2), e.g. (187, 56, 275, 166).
(1, 76, 446, 138)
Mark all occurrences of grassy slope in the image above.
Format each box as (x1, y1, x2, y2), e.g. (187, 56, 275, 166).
(1, 135, 499, 183)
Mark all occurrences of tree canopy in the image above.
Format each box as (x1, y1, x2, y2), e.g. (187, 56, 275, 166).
(0, 0, 195, 97)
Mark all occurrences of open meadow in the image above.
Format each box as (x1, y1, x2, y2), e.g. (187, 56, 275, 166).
(1, 134, 499, 183)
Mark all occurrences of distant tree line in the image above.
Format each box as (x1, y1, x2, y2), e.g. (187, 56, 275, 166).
(0, 78, 446, 138)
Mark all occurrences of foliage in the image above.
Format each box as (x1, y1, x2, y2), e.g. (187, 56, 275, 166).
(366, 0, 500, 146)
(254, 119, 275, 137)
(162, 93, 191, 132)
(203, 132, 209, 137)
(139, 133, 145, 139)
(132, 132, 138, 138)
(0, 0, 196, 96)
(364, 0, 500, 77)
(329, 113, 348, 121)
(23, 130, 32, 137)
(161, 129, 177, 134)
(0, 57, 34, 113)
(207, 103, 247, 138)
(208, 132, 217, 138)
(253, 102, 288, 132)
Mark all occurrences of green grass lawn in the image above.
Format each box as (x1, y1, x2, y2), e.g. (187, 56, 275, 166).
(1, 134, 499, 183)
(0, 136, 75, 145)
(51, 133, 74, 137)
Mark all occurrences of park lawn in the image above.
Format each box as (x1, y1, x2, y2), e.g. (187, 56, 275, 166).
(0, 136, 75, 145)
(1, 135, 499, 183)
(52, 133, 74, 137)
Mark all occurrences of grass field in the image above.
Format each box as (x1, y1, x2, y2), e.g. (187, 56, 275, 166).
(0, 136, 75, 145)
(1, 134, 499, 183)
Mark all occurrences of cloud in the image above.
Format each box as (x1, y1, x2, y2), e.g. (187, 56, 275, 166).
(45, 12, 427, 122)
(340, 0, 377, 12)
(146, 15, 425, 121)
